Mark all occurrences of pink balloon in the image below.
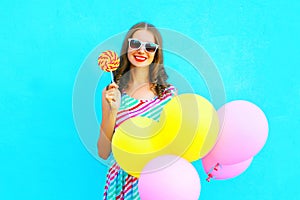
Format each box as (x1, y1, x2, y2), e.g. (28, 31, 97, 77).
(208, 100, 268, 165)
(138, 155, 200, 200)
(202, 156, 253, 180)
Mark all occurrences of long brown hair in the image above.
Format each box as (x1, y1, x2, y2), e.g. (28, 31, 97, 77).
(113, 22, 170, 98)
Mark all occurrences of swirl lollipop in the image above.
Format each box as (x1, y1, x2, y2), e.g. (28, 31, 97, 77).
(97, 50, 120, 82)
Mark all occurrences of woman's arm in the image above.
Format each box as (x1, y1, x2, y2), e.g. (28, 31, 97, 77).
(97, 83, 121, 159)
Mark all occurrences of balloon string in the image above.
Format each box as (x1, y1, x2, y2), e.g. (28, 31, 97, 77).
(206, 163, 221, 182)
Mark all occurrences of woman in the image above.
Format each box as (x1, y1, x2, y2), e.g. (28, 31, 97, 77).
(98, 22, 176, 199)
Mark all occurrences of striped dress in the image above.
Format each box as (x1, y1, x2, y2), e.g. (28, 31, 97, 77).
(103, 85, 176, 200)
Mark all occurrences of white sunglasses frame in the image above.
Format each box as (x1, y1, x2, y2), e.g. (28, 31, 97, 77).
(128, 38, 159, 54)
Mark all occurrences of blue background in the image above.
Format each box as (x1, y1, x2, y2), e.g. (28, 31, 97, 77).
(1, 0, 299, 199)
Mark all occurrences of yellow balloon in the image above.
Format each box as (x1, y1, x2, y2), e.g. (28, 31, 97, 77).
(112, 117, 172, 177)
(112, 94, 219, 177)
(161, 94, 219, 161)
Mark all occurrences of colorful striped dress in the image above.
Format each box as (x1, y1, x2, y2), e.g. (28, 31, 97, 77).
(103, 85, 176, 200)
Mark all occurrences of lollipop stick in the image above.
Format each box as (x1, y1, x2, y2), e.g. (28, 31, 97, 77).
(110, 71, 114, 83)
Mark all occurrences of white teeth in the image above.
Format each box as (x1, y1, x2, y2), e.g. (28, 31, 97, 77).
(135, 56, 146, 60)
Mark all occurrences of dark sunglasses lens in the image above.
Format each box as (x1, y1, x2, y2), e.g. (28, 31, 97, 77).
(145, 43, 157, 52)
(130, 40, 141, 49)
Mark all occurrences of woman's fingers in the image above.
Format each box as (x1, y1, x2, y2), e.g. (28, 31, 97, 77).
(107, 82, 119, 90)
(104, 83, 121, 111)
(107, 90, 117, 100)
(105, 93, 116, 101)
(107, 89, 116, 95)
(105, 87, 120, 103)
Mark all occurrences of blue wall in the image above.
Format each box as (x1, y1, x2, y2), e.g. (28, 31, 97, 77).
(1, 0, 299, 199)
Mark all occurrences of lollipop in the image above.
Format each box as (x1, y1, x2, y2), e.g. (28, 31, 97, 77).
(98, 50, 120, 82)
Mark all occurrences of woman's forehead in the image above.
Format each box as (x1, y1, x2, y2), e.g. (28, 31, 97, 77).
(132, 30, 155, 43)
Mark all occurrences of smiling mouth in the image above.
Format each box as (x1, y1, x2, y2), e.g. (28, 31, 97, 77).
(134, 55, 147, 62)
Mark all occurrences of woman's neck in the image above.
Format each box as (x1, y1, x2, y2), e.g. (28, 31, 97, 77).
(125, 65, 153, 97)
(128, 66, 150, 86)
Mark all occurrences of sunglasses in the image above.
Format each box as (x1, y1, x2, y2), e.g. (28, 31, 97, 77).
(128, 38, 159, 53)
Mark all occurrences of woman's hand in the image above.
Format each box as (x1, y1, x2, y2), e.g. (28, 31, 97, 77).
(105, 82, 121, 113)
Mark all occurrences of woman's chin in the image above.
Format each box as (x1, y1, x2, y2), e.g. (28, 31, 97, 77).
(131, 62, 150, 68)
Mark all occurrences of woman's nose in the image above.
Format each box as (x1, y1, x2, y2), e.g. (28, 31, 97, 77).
(137, 44, 146, 53)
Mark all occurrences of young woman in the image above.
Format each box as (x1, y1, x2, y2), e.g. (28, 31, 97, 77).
(97, 22, 177, 199)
